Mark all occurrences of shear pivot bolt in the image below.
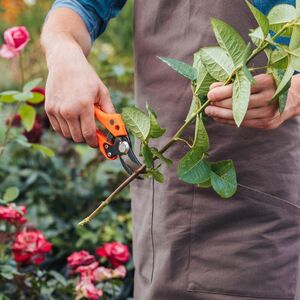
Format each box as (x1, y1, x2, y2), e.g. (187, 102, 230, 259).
(107, 152, 112, 157)
(118, 141, 130, 154)
(104, 144, 109, 149)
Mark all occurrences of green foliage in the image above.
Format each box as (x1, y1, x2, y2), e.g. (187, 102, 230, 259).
(18, 104, 36, 132)
(200, 47, 234, 81)
(122, 107, 150, 141)
(211, 18, 246, 66)
(2, 186, 19, 203)
(210, 160, 237, 198)
(232, 70, 251, 127)
(178, 148, 210, 185)
(158, 57, 197, 81)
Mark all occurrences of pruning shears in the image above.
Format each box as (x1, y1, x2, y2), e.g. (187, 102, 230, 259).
(94, 105, 143, 175)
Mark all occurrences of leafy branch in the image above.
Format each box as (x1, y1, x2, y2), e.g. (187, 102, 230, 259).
(80, 0, 300, 224)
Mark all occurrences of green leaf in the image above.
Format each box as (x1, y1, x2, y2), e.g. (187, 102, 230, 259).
(271, 68, 291, 113)
(146, 105, 166, 139)
(272, 60, 294, 100)
(150, 147, 172, 166)
(141, 143, 154, 168)
(178, 148, 210, 184)
(290, 25, 300, 53)
(27, 92, 45, 104)
(49, 270, 67, 287)
(147, 168, 164, 183)
(211, 18, 247, 66)
(242, 43, 256, 84)
(232, 70, 251, 127)
(18, 104, 36, 131)
(186, 95, 201, 121)
(0, 91, 18, 103)
(246, 0, 269, 37)
(122, 107, 150, 141)
(14, 92, 33, 102)
(193, 51, 215, 96)
(249, 27, 265, 47)
(270, 49, 289, 69)
(268, 4, 296, 25)
(23, 78, 43, 92)
(210, 160, 237, 198)
(3, 186, 20, 202)
(158, 57, 197, 81)
(198, 179, 212, 188)
(31, 144, 55, 157)
(192, 114, 209, 153)
(200, 47, 234, 82)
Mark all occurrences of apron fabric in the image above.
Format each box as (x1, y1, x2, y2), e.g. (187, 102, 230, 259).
(131, 1, 300, 299)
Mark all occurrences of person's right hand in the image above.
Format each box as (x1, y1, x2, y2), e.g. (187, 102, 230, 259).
(45, 41, 115, 148)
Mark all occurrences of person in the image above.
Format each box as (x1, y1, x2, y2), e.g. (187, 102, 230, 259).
(41, 0, 300, 299)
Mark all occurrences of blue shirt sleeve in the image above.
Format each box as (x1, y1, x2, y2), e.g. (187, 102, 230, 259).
(51, 0, 127, 42)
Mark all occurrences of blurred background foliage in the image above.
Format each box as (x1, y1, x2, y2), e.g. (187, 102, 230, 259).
(0, 0, 135, 298)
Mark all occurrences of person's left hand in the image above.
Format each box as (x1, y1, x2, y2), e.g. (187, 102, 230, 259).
(205, 73, 300, 129)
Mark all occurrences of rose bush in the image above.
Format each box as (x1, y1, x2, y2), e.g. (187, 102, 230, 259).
(0, 2, 135, 299)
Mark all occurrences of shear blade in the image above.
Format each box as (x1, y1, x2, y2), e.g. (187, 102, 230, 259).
(119, 152, 144, 179)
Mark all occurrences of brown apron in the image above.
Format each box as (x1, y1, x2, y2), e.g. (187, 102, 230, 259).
(131, 1, 300, 299)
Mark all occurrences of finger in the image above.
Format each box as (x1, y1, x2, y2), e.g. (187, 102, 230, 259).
(207, 84, 233, 102)
(209, 82, 223, 90)
(252, 74, 275, 92)
(205, 106, 233, 119)
(80, 106, 98, 148)
(57, 114, 72, 138)
(67, 117, 85, 143)
(48, 114, 63, 135)
(97, 82, 115, 114)
(214, 91, 275, 110)
(208, 79, 266, 103)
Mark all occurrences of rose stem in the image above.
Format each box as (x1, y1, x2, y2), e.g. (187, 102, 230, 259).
(78, 99, 210, 226)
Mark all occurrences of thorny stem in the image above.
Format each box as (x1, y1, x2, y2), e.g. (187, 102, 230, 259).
(0, 53, 25, 158)
(79, 99, 211, 225)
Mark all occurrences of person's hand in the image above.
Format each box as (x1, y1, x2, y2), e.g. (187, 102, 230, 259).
(205, 74, 300, 129)
(45, 41, 115, 147)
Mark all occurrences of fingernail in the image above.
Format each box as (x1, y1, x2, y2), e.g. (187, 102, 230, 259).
(205, 107, 212, 115)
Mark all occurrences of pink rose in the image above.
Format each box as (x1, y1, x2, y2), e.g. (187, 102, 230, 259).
(67, 250, 96, 269)
(93, 266, 113, 282)
(0, 204, 27, 224)
(96, 242, 130, 267)
(0, 44, 18, 59)
(4, 26, 30, 52)
(12, 230, 52, 265)
(75, 261, 99, 280)
(75, 278, 103, 300)
(112, 265, 127, 279)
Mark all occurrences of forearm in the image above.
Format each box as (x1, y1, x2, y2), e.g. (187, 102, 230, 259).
(41, 8, 91, 68)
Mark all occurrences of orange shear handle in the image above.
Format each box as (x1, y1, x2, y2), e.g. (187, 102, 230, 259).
(94, 105, 127, 160)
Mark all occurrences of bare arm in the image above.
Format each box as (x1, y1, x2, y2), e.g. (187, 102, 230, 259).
(41, 8, 115, 147)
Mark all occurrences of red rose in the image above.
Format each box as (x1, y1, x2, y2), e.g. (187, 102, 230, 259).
(75, 278, 103, 300)
(4, 26, 30, 52)
(12, 230, 52, 265)
(96, 242, 130, 267)
(67, 250, 96, 269)
(0, 204, 27, 224)
(31, 87, 45, 96)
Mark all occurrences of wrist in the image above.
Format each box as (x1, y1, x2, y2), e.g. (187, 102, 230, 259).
(42, 32, 85, 69)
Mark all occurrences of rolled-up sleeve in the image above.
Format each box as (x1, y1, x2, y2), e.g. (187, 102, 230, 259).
(51, 0, 127, 42)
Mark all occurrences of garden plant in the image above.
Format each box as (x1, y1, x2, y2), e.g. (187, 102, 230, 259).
(1, 0, 300, 299)
(80, 0, 300, 225)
